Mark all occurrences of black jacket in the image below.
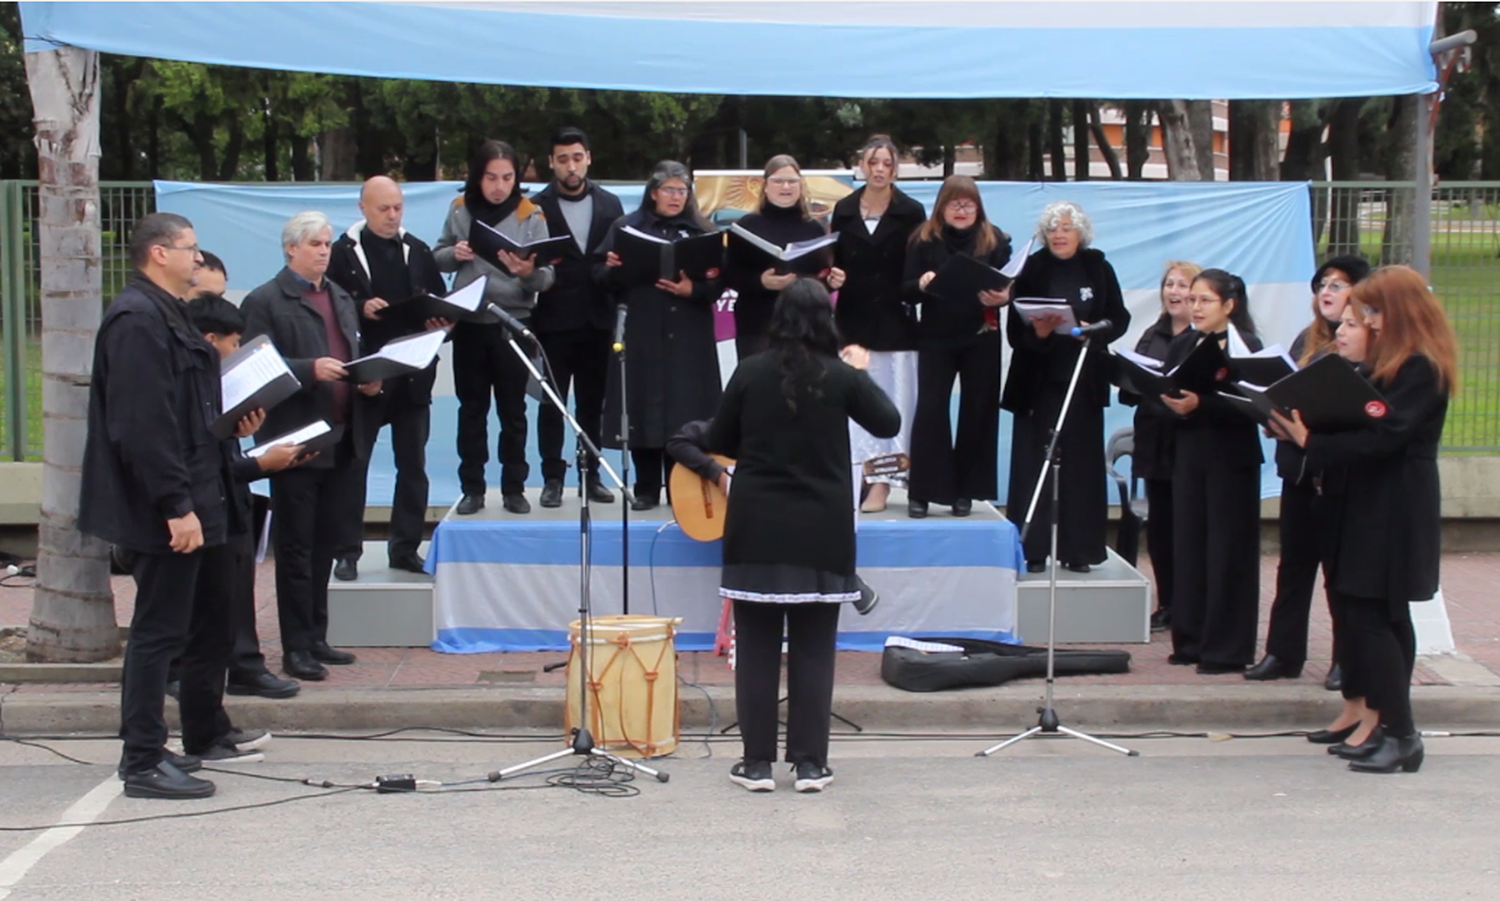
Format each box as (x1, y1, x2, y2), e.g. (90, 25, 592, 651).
(79, 273, 229, 553)
(240, 268, 376, 465)
(532, 180, 626, 334)
(1002, 246, 1130, 413)
(327, 223, 448, 406)
(1118, 312, 1186, 481)
(902, 224, 1013, 348)
(1304, 356, 1447, 605)
(1162, 328, 1265, 472)
(830, 187, 926, 351)
(1275, 321, 1338, 482)
(724, 207, 829, 352)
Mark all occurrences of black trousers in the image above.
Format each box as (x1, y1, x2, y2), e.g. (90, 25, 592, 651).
(1262, 478, 1335, 666)
(537, 326, 610, 484)
(454, 322, 530, 497)
(269, 439, 363, 654)
(910, 334, 1001, 505)
(225, 529, 270, 681)
(1330, 591, 1417, 736)
(340, 389, 433, 562)
(120, 543, 233, 772)
(632, 448, 674, 501)
(1144, 477, 1175, 613)
(732, 600, 841, 767)
(1008, 386, 1108, 566)
(1171, 461, 1261, 667)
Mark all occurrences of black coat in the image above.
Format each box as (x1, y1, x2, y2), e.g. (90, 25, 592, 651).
(1303, 356, 1447, 605)
(594, 208, 723, 448)
(724, 207, 829, 353)
(1161, 329, 1265, 472)
(706, 353, 900, 580)
(902, 224, 1013, 348)
(1275, 321, 1338, 481)
(1002, 246, 1130, 413)
(240, 268, 376, 465)
(1118, 312, 1186, 481)
(79, 273, 229, 553)
(327, 225, 448, 406)
(532, 180, 626, 334)
(830, 187, 926, 351)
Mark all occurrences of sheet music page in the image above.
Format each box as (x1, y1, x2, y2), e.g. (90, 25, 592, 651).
(374, 328, 447, 369)
(222, 342, 292, 412)
(1013, 297, 1078, 328)
(1114, 347, 1166, 372)
(247, 420, 330, 458)
(783, 232, 838, 258)
(884, 636, 965, 653)
(999, 236, 1035, 279)
(622, 225, 668, 244)
(443, 276, 487, 312)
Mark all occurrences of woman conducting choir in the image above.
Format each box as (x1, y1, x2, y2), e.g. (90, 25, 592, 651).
(1247, 255, 1370, 685)
(1119, 261, 1200, 631)
(724, 155, 844, 359)
(829, 135, 927, 513)
(594, 161, 722, 510)
(902, 175, 1013, 519)
(707, 279, 900, 793)
(1003, 201, 1129, 570)
(1270, 265, 1456, 774)
(1158, 270, 1262, 674)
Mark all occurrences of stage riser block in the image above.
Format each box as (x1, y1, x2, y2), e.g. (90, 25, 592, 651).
(1014, 547, 1152, 644)
(327, 541, 437, 647)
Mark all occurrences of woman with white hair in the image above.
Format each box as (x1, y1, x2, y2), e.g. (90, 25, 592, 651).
(1002, 201, 1129, 573)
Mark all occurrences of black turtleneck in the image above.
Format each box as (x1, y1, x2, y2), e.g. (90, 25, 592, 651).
(724, 202, 829, 355)
(901, 222, 1012, 347)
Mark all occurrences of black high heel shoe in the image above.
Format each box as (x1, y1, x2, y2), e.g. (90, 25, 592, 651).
(1306, 723, 1359, 744)
(1349, 734, 1424, 774)
(1331, 726, 1385, 760)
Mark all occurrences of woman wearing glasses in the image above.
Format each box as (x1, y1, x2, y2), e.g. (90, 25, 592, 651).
(1247, 255, 1370, 686)
(594, 160, 723, 510)
(902, 175, 1013, 519)
(724, 155, 844, 360)
(1003, 201, 1129, 571)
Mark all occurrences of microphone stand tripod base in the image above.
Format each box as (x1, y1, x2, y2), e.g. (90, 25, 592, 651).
(492, 728, 671, 784)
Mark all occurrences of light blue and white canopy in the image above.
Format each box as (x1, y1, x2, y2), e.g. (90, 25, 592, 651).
(21, 1, 1438, 99)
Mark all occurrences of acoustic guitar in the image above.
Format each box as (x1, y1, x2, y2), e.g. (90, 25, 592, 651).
(670, 452, 911, 542)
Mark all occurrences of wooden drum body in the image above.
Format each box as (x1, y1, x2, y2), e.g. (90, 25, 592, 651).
(566, 615, 681, 759)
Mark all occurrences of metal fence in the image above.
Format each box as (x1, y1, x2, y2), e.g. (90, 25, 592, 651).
(3, 180, 1500, 459)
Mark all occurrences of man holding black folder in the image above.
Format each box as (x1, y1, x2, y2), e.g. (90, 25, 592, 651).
(530, 127, 624, 508)
(242, 211, 378, 682)
(327, 176, 450, 575)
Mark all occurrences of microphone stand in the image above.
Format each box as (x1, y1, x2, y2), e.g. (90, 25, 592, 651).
(489, 326, 667, 784)
(978, 332, 1136, 759)
(615, 317, 632, 616)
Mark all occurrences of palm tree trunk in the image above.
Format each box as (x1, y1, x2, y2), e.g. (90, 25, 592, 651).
(23, 46, 119, 662)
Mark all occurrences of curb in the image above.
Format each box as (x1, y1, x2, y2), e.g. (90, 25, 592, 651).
(0, 663, 123, 684)
(3, 682, 1497, 737)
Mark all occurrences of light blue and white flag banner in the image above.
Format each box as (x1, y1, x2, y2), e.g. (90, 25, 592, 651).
(23, 2, 1437, 100)
(157, 178, 1316, 503)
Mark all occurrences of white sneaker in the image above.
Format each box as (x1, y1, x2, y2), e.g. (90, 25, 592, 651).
(200, 742, 265, 765)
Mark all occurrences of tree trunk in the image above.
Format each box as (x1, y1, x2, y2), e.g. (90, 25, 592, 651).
(1382, 94, 1420, 266)
(319, 127, 358, 182)
(1071, 100, 1090, 180)
(1229, 100, 1282, 181)
(1158, 100, 1204, 181)
(1281, 100, 1331, 245)
(1027, 115, 1045, 181)
(147, 95, 161, 180)
(263, 107, 279, 181)
(1124, 101, 1150, 180)
(218, 114, 245, 182)
(290, 135, 311, 181)
(1190, 101, 1216, 180)
(1047, 99, 1066, 181)
(23, 47, 120, 663)
(1088, 103, 1123, 180)
(942, 143, 956, 178)
(1326, 97, 1366, 257)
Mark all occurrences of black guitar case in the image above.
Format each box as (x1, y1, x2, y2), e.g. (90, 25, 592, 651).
(880, 637, 1132, 693)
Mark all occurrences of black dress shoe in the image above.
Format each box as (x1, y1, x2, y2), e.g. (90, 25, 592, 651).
(311, 641, 357, 665)
(951, 498, 972, 517)
(1244, 654, 1304, 681)
(122, 760, 215, 800)
(333, 557, 358, 582)
(631, 492, 660, 511)
(227, 671, 301, 699)
(1196, 660, 1244, 675)
(455, 493, 485, 515)
(283, 650, 328, 681)
(502, 494, 532, 515)
(587, 480, 616, 503)
(388, 552, 427, 574)
(1332, 726, 1386, 760)
(1063, 562, 1091, 574)
(117, 751, 201, 780)
(853, 575, 879, 615)
(1324, 663, 1343, 692)
(540, 479, 564, 508)
(1026, 560, 1046, 573)
(1306, 723, 1359, 744)
(907, 499, 928, 519)
(1167, 653, 1200, 666)
(1349, 734, 1424, 774)
(1149, 608, 1172, 632)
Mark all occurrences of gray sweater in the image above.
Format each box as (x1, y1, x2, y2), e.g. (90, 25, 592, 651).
(433, 196, 556, 317)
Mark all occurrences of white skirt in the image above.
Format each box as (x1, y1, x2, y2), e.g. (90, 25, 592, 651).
(850, 349, 918, 484)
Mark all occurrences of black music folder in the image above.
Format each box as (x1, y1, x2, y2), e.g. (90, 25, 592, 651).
(927, 236, 1033, 304)
(1231, 354, 1388, 431)
(727, 224, 837, 276)
(1230, 345, 1298, 386)
(213, 335, 301, 439)
(468, 219, 572, 276)
(1113, 333, 1231, 398)
(614, 226, 724, 286)
(376, 276, 495, 326)
(246, 421, 344, 460)
(341, 328, 448, 383)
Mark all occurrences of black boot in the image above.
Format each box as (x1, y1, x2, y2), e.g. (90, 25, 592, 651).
(1323, 663, 1343, 692)
(1244, 654, 1304, 681)
(1349, 734, 1424, 774)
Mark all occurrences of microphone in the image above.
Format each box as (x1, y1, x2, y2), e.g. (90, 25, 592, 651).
(1069, 319, 1113, 338)
(612, 305, 628, 352)
(486, 303, 535, 342)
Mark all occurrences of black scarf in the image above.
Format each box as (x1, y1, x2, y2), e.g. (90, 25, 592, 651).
(465, 186, 522, 228)
(940, 223, 979, 256)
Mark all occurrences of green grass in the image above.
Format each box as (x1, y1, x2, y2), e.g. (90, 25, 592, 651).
(0, 338, 43, 461)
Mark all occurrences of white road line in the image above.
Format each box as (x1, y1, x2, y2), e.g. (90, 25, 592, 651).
(0, 777, 122, 899)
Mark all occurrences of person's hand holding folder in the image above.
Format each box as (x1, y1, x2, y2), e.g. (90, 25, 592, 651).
(1031, 311, 1071, 338)
(760, 269, 797, 292)
(234, 408, 266, 439)
(453, 240, 476, 263)
(362, 298, 389, 319)
(314, 357, 348, 381)
(356, 381, 382, 397)
(1267, 408, 1310, 447)
(656, 271, 694, 297)
(497, 249, 535, 278)
(979, 285, 1011, 308)
(1161, 390, 1200, 416)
